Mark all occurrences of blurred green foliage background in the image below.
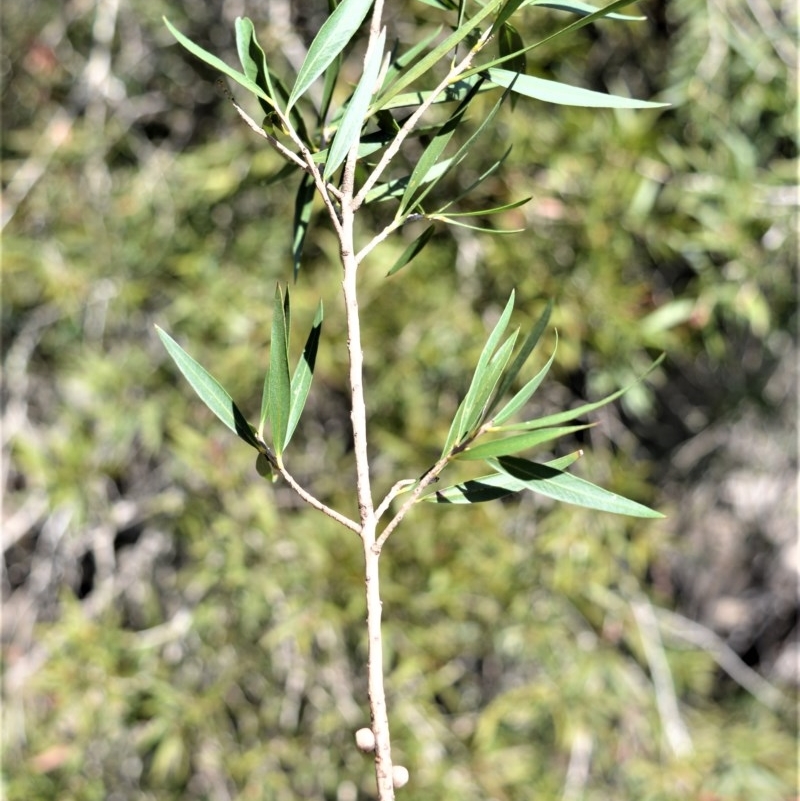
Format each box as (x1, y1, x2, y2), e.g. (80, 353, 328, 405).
(2, 1, 797, 799)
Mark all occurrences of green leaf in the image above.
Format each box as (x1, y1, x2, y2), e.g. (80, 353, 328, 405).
(486, 301, 552, 421)
(387, 225, 435, 276)
(457, 424, 592, 460)
(415, 0, 454, 9)
(255, 452, 278, 483)
(435, 196, 532, 218)
(286, 301, 323, 446)
(319, 51, 343, 125)
(324, 29, 386, 180)
(155, 326, 260, 450)
(364, 158, 452, 204)
(435, 146, 514, 213)
(293, 173, 316, 280)
(425, 452, 581, 503)
(287, 0, 374, 111)
(490, 455, 664, 517)
(497, 21, 528, 76)
(442, 292, 516, 455)
(268, 285, 292, 459)
(383, 26, 443, 87)
(374, 0, 506, 111)
(378, 76, 494, 111)
(493, 354, 665, 431)
(398, 77, 484, 215)
(491, 340, 556, 425)
(493, 0, 528, 34)
(528, 0, 645, 21)
(235, 16, 277, 114)
(409, 80, 512, 211)
(462, 333, 518, 435)
(460, 0, 651, 80)
(164, 18, 274, 107)
(488, 68, 668, 108)
(429, 215, 524, 234)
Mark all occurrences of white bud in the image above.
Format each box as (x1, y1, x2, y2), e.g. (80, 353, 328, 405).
(392, 765, 409, 789)
(355, 727, 375, 753)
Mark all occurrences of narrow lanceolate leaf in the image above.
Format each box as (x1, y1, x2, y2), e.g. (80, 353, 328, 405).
(286, 301, 323, 446)
(493, 0, 528, 34)
(434, 197, 532, 218)
(155, 326, 260, 450)
(293, 173, 316, 280)
(527, 0, 645, 21)
(459, 1, 651, 81)
(398, 77, 484, 215)
(457, 424, 592, 460)
(497, 21, 528, 77)
(387, 225, 435, 276)
(410, 81, 511, 212)
(235, 17, 277, 114)
(436, 146, 514, 214)
(382, 26, 443, 87)
(490, 338, 557, 425)
(486, 301, 552, 422)
(490, 455, 665, 517)
(441, 292, 516, 455)
(319, 51, 342, 126)
(374, 0, 506, 111)
(377, 76, 494, 111)
(164, 18, 274, 107)
(324, 29, 386, 180)
(268, 285, 292, 459)
(493, 354, 666, 432)
(287, 0, 374, 111)
(457, 333, 518, 441)
(425, 452, 581, 504)
(488, 68, 668, 108)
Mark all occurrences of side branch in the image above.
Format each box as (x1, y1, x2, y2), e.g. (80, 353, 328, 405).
(354, 28, 493, 209)
(279, 464, 361, 535)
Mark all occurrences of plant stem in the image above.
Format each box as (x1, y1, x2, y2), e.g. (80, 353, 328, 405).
(363, 520, 394, 799)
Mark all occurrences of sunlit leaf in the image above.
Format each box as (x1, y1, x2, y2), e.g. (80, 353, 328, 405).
(287, 0, 374, 111)
(425, 452, 582, 503)
(164, 18, 274, 107)
(377, 76, 494, 111)
(457, 424, 592, 460)
(461, 0, 650, 79)
(435, 197, 532, 218)
(527, 0, 645, 21)
(398, 77, 483, 215)
(375, 0, 506, 111)
(492, 354, 665, 431)
(325, 29, 386, 180)
(429, 215, 524, 234)
(382, 26, 443, 87)
(490, 455, 664, 516)
(410, 80, 511, 211)
(488, 68, 668, 108)
(235, 16, 277, 115)
(486, 301, 552, 422)
(442, 292, 516, 455)
(155, 326, 260, 450)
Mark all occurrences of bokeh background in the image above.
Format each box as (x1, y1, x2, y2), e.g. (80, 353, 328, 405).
(2, 0, 797, 798)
